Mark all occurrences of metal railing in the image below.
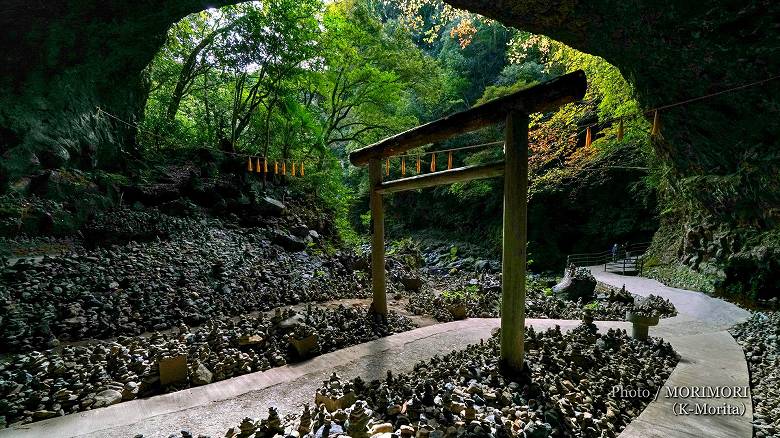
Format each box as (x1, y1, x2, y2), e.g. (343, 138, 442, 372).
(565, 242, 651, 275)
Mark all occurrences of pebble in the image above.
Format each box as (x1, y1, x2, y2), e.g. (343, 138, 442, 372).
(406, 272, 677, 322)
(731, 311, 780, 438)
(0, 209, 374, 353)
(0, 305, 415, 426)
(207, 324, 678, 438)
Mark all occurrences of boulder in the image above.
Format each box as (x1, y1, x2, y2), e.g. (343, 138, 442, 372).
(271, 230, 306, 251)
(258, 197, 286, 216)
(290, 224, 309, 238)
(191, 363, 213, 385)
(121, 382, 139, 400)
(278, 314, 306, 331)
(448, 303, 467, 320)
(400, 276, 423, 292)
(92, 389, 122, 408)
(552, 265, 596, 301)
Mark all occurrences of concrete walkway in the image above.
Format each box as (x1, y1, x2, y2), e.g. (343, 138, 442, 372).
(592, 268, 753, 438)
(0, 270, 753, 438)
(0, 319, 602, 438)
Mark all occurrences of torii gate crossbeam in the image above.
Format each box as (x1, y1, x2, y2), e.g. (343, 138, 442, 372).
(348, 70, 587, 373)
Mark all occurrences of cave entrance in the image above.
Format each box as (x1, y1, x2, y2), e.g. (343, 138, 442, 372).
(349, 70, 587, 373)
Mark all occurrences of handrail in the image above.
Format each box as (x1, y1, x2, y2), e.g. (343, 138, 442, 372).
(565, 242, 652, 276)
(348, 70, 587, 166)
(567, 250, 611, 258)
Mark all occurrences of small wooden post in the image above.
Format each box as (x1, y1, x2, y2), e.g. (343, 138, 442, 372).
(368, 159, 387, 316)
(500, 110, 528, 374)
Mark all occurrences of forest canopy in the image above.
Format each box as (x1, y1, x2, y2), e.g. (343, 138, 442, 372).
(141, 0, 656, 261)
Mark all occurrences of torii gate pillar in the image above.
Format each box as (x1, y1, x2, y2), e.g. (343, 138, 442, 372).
(500, 110, 529, 374)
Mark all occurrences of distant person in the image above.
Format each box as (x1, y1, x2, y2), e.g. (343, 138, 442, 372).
(611, 243, 618, 262)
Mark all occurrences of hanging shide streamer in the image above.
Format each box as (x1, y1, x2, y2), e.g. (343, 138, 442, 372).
(300, 162, 305, 176)
(255, 157, 262, 173)
(430, 153, 436, 172)
(585, 127, 592, 148)
(282, 162, 287, 175)
(274, 161, 279, 174)
(401, 157, 406, 176)
(386, 157, 390, 176)
(651, 110, 661, 137)
(617, 119, 625, 141)
(247, 157, 254, 172)
(447, 151, 453, 170)
(264, 159, 268, 173)
(292, 162, 296, 177)
(416, 156, 421, 173)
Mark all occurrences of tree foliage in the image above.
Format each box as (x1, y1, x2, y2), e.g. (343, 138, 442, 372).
(141, 0, 656, 255)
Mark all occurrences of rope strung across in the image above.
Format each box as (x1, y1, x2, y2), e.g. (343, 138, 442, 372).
(95, 106, 310, 177)
(379, 72, 780, 179)
(97, 72, 778, 179)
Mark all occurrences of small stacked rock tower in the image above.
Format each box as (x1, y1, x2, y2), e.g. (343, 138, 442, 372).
(348, 70, 587, 373)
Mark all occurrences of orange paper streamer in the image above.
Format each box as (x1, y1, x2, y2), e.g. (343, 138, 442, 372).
(386, 157, 390, 176)
(247, 157, 253, 172)
(585, 127, 592, 148)
(256, 157, 262, 173)
(292, 162, 296, 177)
(416, 156, 421, 173)
(300, 162, 305, 176)
(651, 110, 661, 137)
(447, 151, 453, 170)
(401, 157, 406, 176)
(430, 153, 436, 173)
(282, 162, 286, 175)
(264, 159, 268, 173)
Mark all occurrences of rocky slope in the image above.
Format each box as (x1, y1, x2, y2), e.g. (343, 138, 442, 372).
(0, 305, 415, 428)
(0, 208, 371, 352)
(3, 0, 778, 304)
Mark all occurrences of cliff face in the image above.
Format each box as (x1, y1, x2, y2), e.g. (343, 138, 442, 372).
(1, 0, 778, 296)
(454, 0, 780, 299)
(445, 0, 780, 224)
(0, 1, 239, 182)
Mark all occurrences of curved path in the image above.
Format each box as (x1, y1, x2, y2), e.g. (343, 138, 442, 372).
(0, 271, 752, 438)
(592, 268, 753, 438)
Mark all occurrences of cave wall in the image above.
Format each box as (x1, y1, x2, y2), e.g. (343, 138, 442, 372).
(1, 0, 778, 293)
(0, 1, 240, 184)
(445, 0, 780, 225)
(444, 0, 780, 295)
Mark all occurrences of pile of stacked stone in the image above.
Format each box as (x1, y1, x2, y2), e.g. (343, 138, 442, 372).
(162, 325, 678, 438)
(0, 210, 374, 352)
(730, 312, 780, 438)
(0, 305, 416, 428)
(406, 272, 677, 323)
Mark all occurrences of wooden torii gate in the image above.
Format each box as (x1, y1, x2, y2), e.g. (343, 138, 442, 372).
(348, 70, 587, 373)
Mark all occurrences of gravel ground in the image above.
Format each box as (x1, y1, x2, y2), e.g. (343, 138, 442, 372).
(406, 273, 677, 323)
(0, 304, 416, 428)
(202, 325, 679, 438)
(0, 209, 372, 353)
(730, 311, 780, 438)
